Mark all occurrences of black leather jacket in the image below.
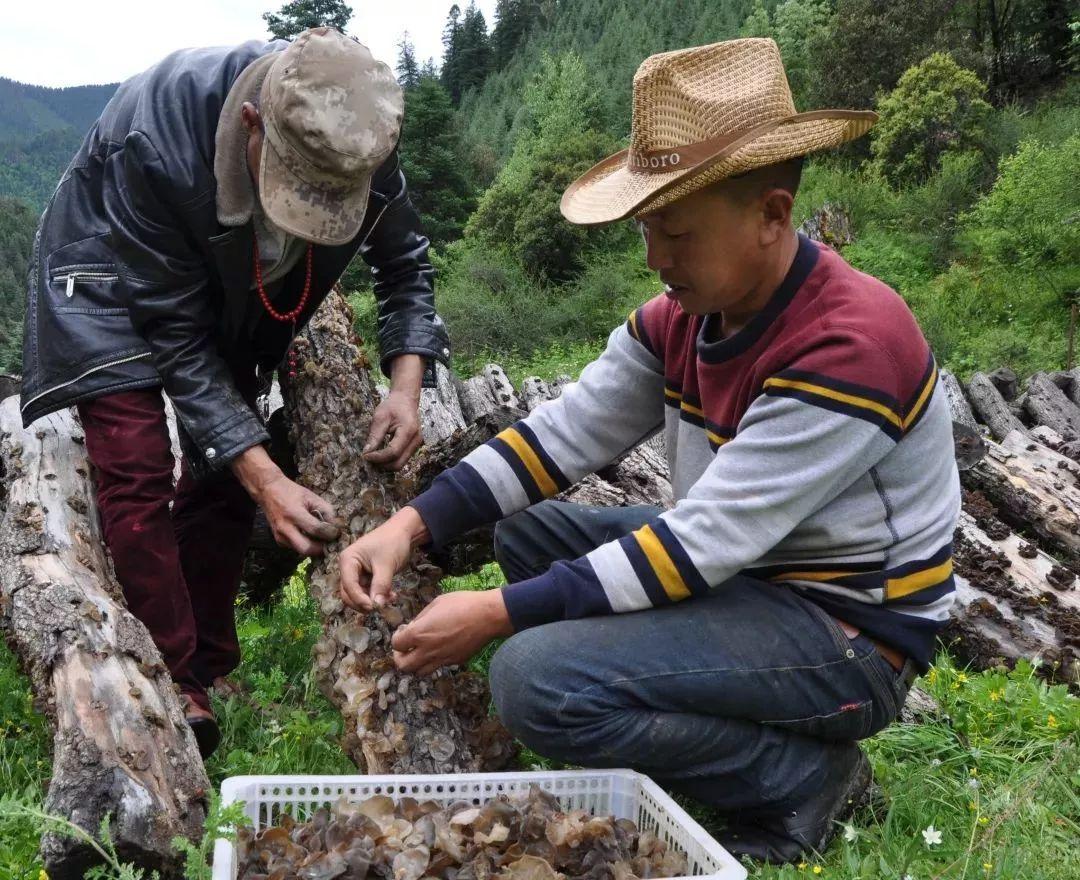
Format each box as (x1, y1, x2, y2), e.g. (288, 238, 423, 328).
(20, 40, 449, 468)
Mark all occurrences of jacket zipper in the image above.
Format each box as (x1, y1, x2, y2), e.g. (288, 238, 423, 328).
(56, 271, 120, 298)
(21, 351, 153, 412)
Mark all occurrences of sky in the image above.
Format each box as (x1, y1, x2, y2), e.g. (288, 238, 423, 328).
(1, 1, 498, 87)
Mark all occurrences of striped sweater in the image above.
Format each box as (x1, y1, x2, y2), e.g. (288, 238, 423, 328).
(412, 235, 961, 669)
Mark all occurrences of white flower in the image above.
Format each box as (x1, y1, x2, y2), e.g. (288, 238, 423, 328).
(968, 778, 980, 789)
(843, 823, 858, 842)
(903, 875, 916, 880)
(922, 825, 943, 847)
(931, 758, 942, 766)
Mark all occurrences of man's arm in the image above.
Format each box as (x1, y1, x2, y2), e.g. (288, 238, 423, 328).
(360, 151, 451, 386)
(337, 316, 666, 610)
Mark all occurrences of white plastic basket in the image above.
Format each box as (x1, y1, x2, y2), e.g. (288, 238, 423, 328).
(212, 769, 746, 880)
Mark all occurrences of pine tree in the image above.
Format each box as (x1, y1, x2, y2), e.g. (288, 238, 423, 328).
(441, 5, 464, 100)
(456, 2, 493, 96)
(396, 32, 421, 90)
(263, 0, 353, 40)
(397, 75, 476, 243)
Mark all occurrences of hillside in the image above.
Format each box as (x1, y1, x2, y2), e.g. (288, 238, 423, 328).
(0, 77, 115, 142)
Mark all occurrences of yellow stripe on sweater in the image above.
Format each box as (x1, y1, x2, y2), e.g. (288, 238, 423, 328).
(633, 525, 691, 601)
(887, 558, 953, 599)
(628, 309, 641, 340)
(497, 428, 559, 498)
(903, 364, 937, 429)
(764, 377, 903, 430)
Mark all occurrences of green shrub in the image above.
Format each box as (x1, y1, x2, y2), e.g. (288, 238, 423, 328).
(959, 136, 1080, 270)
(871, 53, 993, 187)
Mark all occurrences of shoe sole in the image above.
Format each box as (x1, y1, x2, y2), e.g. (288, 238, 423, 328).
(187, 717, 221, 759)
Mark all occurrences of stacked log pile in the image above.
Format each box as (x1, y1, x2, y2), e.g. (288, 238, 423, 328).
(940, 367, 1079, 683)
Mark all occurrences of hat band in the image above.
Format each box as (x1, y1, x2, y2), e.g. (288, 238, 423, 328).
(626, 116, 788, 175)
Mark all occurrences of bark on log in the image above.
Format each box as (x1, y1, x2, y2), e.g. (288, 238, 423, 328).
(961, 431, 1080, 566)
(281, 294, 516, 773)
(520, 376, 552, 412)
(0, 373, 19, 400)
(0, 398, 208, 879)
(1024, 372, 1080, 445)
(967, 372, 1027, 440)
(418, 362, 468, 446)
(483, 364, 521, 410)
(939, 369, 979, 430)
(950, 501, 1079, 685)
(456, 374, 499, 423)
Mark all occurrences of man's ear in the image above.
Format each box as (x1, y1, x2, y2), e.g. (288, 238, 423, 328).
(240, 101, 262, 133)
(760, 187, 794, 246)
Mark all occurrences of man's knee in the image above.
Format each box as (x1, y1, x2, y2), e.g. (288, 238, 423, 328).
(489, 626, 573, 749)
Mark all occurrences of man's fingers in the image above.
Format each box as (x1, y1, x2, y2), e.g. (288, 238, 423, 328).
(391, 623, 417, 653)
(297, 508, 340, 542)
(338, 552, 373, 611)
(363, 410, 392, 454)
(390, 434, 423, 472)
(363, 432, 399, 464)
(305, 492, 338, 526)
(282, 525, 322, 558)
(368, 561, 396, 607)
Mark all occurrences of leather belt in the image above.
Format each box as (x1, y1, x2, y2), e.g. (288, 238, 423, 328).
(834, 617, 907, 673)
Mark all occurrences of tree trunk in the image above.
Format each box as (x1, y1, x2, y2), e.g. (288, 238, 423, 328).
(281, 293, 516, 773)
(961, 430, 1080, 566)
(967, 372, 1027, 440)
(0, 398, 208, 880)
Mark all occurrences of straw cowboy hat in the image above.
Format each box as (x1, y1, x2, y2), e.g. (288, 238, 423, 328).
(561, 38, 877, 226)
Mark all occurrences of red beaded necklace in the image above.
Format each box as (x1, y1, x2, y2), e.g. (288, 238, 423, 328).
(253, 238, 314, 324)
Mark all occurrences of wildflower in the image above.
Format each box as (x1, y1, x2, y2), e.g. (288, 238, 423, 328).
(39, 871, 49, 880)
(969, 801, 977, 810)
(798, 862, 808, 871)
(1047, 714, 1058, 729)
(957, 672, 968, 683)
(989, 689, 1003, 702)
(922, 825, 943, 847)
(813, 868, 823, 875)
(927, 668, 938, 683)
(970, 767, 978, 776)
(979, 816, 989, 825)
(969, 778, 980, 790)
(843, 823, 858, 842)
(931, 758, 942, 767)
(983, 862, 993, 872)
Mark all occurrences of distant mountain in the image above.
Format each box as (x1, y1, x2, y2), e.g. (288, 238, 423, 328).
(0, 78, 116, 207)
(0, 78, 116, 142)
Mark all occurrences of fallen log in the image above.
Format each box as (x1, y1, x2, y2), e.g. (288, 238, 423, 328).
(281, 293, 516, 773)
(0, 397, 208, 879)
(950, 502, 1079, 685)
(939, 368, 979, 430)
(987, 366, 1019, 401)
(967, 372, 1027, 441)
(1024, 372, 1080, 446)
(961, 431, 1080, 566)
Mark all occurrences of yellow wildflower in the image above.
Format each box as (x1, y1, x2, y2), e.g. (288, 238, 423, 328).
(970, 767, 978, 776)
(798, 863, 807, 872)
(957, 672, 968, 683)
(979, 816, 989, 825)
(983, 863, 993, 872)
(927, 667, 938, 683)
(1047, 714, 1058, 729)
(813, 868, 823, 875)
(39, 871, 49, 880)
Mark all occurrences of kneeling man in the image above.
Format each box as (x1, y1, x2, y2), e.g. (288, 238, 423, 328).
(339, 39, 960, 863)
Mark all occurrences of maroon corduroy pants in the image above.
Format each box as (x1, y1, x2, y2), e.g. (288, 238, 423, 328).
(77, 389, 256, 712)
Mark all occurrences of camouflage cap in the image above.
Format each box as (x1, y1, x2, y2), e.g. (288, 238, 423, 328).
(259, 27, 404, 246)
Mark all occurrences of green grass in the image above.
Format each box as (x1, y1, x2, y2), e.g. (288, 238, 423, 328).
(2, 565, 1077, 878)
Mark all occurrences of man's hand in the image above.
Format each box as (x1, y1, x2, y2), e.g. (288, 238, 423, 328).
(232, 445, 339, 556)
(338, 506, 430, 611)
(391, 590, 514, 676)
(364, 354, 425, 470)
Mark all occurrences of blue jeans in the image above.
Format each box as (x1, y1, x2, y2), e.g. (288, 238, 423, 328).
(489, 501, 912, 815)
